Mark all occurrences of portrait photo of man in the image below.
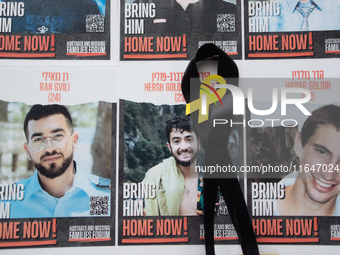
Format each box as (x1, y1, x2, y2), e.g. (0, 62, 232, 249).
(275, 104, 340, 216)
(142, 115, 202, 216)
(122, 102, 231, 217)
(8, 104, 111, 218)
(4, 0, 102, 33)
(269, 0, 340, 31)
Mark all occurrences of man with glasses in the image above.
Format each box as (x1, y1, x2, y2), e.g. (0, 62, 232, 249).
(9, 104, 110, 218)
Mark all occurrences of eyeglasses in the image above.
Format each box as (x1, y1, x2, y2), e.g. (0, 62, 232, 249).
(28, 133, 70, 152)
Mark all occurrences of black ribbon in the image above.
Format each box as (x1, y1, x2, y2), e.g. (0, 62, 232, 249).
(181, 43, 259, 255)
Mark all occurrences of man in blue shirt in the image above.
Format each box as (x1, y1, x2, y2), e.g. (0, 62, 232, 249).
(9, 104, 110, 218)
(2, 0, 101, 33)
(269, 0, 340, 31)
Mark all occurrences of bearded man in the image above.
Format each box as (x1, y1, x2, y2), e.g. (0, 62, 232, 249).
(143, 115, 202, 216)
(10, 104, 110, 218)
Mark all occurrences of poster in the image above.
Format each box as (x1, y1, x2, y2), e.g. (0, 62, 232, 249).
(120, 0, 242, 60)
(118, 100, 244, 245)
(0, 101, 115, 249)
(245, 0, 340, 59)
(244, 77, 340, 245)
(0, 0, 110, 60)
(0, 0, 340, 254)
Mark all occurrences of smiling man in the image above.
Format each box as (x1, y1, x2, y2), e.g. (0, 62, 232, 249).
(10, 104, 110, 218)
(276, 104, 340, 216)
(143, 115, 202, 216)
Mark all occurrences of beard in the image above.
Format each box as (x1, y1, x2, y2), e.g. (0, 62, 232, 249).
(171, 147, 199, 167)
(32, 150, 74, 179)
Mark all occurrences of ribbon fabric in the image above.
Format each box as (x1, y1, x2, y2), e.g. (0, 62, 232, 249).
(181, 43, 259, 255)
